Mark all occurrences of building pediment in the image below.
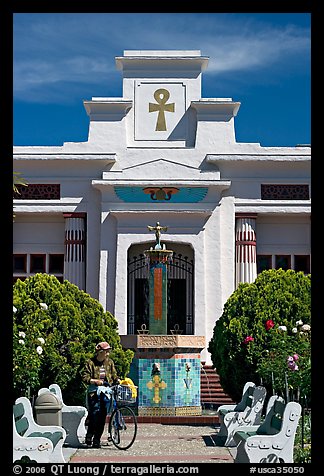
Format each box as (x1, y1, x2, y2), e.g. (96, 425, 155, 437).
(103, 158, 220, 181)
(93, 158, 231, 199)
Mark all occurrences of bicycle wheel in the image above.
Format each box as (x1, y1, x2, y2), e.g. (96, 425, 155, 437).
(108, 405, 137, 450)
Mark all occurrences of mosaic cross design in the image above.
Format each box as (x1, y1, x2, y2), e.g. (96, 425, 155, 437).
(147, 374, 167, 403)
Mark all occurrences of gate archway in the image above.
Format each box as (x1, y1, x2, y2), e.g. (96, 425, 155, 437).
(127, 243, 194, 335)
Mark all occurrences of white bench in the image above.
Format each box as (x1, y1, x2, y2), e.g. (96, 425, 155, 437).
(232, 395, 285, 437)
(38, 383, 88, 447)
(230, 394, 285, 448)
(233, 400, 302, 463)
(217, 382, 267, 446)
(218, 381, 256, 417)
(13, 396, 66, 463)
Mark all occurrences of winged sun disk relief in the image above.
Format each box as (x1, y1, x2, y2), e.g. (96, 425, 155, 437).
(143, 187, 179, 201)
(114, 186, 208, 202)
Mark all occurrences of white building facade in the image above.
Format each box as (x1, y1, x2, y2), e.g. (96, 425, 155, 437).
(13, 51, 311, 364)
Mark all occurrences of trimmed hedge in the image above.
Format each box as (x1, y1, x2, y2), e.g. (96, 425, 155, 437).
(208, 269, 311, 402)
(13, 274, 134, 405)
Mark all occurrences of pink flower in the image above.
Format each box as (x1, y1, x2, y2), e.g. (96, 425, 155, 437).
(265, 319, 275, 331)
(287, 355, 299, 371)
(288, 361, 299, 371)
(243, 336, 254, 344)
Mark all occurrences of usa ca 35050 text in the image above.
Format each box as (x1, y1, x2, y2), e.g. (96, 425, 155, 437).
(257, 468, 305, 473)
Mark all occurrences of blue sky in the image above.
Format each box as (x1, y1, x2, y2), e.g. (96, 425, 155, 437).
(13, 13, 311, 148)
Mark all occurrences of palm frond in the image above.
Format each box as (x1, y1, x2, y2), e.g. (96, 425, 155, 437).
(13, 172, 28, 194)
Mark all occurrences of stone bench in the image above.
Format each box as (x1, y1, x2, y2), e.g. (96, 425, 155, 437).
(13, 396, 66, 463)
(218, 381, 256, 418)
(233, 399, 302, 463)
(232, 395, 285, 437)
(217, 382, 267, 446)
(38, 383, 88, 447)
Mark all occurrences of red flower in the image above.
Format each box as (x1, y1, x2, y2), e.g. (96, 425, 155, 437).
(243, 336, 254, 344)
(265, 319, 275, 331)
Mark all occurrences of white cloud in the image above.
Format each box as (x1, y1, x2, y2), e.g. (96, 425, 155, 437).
(205, 27, 309, 74)
(13, 13, 310, 103)
(14, 57, 114, 92)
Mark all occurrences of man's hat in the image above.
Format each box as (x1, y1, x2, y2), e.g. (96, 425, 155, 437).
(96, 341, 111, 351)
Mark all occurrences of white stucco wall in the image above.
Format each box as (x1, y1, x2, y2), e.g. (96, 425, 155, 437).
(13, 50, 311, 365)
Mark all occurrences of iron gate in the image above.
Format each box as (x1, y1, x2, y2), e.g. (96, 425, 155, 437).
(127, 252, 194, 334)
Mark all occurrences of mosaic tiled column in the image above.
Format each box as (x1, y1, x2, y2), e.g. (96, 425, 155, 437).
(144, 250, 173, 335)
(235, 213, 257, 288)
(121, 335, 205, 417)
(121, 224, 205, 417)
(63, 213, 86, 290)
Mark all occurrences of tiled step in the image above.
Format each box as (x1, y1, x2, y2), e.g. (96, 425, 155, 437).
(200, 363, 234, 406)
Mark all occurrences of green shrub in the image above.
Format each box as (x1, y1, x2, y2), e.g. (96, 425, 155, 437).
(13, 274, 134, 405)
(208, 269, 311, 402)
(294, 410, 311, 463)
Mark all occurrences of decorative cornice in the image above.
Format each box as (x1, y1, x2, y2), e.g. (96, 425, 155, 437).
(206, 153, 311, 162)
(115, 53, 209, 73)
(13, 153, 116, 162)
(92, 179, 231, 189)
(108, 209, 213, 217)
(235, 199, 311, 215)
(121, 334, 205, 351)
(191, 100, 240, 117)
(83, 99, 132, 117)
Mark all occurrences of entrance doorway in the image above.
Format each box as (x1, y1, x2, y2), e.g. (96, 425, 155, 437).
(127, 243, 194, 335)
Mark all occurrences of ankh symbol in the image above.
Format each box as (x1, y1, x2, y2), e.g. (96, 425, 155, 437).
(149, 89, 175, 131)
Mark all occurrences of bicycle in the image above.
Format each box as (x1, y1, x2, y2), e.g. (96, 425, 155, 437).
(106, 383, 138, 450)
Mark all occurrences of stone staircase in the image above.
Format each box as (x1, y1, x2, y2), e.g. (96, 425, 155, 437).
(200, 363, 234, 407)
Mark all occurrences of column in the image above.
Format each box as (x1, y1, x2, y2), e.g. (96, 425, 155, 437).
(235, 214, 257, 288)
(63, 213, 86, 290)
(145, 251, 173, 335)
(149, 261, 168, 335)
